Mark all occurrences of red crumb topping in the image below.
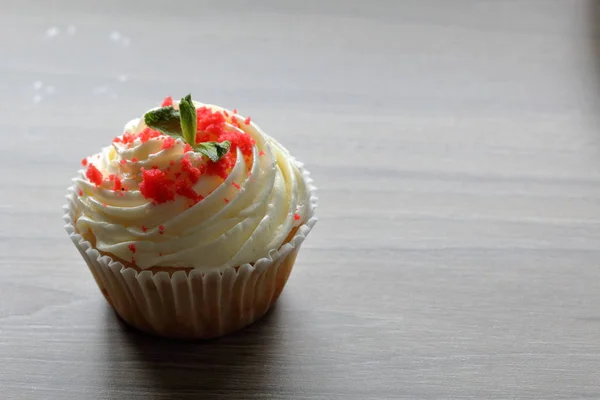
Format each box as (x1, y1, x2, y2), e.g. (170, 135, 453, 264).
(161, 136, 176, 150)
(196, 106, 227, 137)
(141, 226, 148, 232)
(113, 131, 137, 146)
(194, 106, 255, 161)
(180, 156, 202, 184)
(112, 176, 124, 191)
(175, 181, 201, 201)
(128, 244, 136, 253)
(171, 156, 206, 204)
(85, 164, 103, 186)
(78, 189, 83, 196)
(81, 158, 88, 167)
(159, 225, 164, 234)
(232, 182, 241, 189)
(119, 159, 127, 165)
(108, 174, 115, 181)
(294, 213, 301, 221)
(113, 97, 260, 204)
(206, 150, 236, 180)
(259, 150, 265, 156)
(219, 129, 254, 157)
(139, 168, 175, 204)
(161, 96, 173, 107)
(138, 127, 162, 143)
(224, 198, 229, 203)
(102, 203, 107, 207)
(248, 171, 252, 177)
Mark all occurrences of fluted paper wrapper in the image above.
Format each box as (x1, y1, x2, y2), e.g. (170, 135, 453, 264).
(63, 168, 317, 339)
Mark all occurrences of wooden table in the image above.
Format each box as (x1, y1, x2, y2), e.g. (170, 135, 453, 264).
(2, 0, 599, 398)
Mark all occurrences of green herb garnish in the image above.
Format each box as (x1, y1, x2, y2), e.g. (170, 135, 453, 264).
(195, 141, 232, 162)
(178, 94, 197, 146)
(144, 94, 231, 162)
(143, 106, 181, 137)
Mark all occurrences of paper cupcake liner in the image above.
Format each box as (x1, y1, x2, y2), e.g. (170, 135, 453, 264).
(63, 163, 318, 339)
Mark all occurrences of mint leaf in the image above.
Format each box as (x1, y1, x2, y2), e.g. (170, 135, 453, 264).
(194, 141, 231, 162)
(144, 95, 227, 161)
(144, 106, 182, 136)
(179, 94, 197, 147)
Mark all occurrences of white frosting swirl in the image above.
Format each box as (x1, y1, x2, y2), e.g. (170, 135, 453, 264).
(74, 102, 313, 271)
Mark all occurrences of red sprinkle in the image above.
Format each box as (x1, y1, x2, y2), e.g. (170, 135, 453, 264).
(233, 108, 238, 114)
(244, 116, 251, 125)
(219, 129, 255, 157)
(141, 226, 148, 232)
(112, 176, 123, 191)
(184, 143, 193, 153)
(294, 213, 301, 221)
(138, 127, 162, 143)
(81, 158, 88, 167)
(102, 203, 107, 207)
(128, 244, 136, 253)
(169, 160, 175, 166)
(206, 150, 236, 180)
(131, 158, 138, 163)
(159, 225, 164, 234)
(108, 174, 115, 182)
(175, 180, 199, 201)
(85, 164, 103, 186)
(139, 168, 175, 204)
(259, 150, 265, 156)
(223, 110, 229, 117)
(224, 198, 229, 203)
(181, 156, 202, 184)
(161, 96, 173, 107)
(114, 131, 136, 146)
(196, 106, 226, 140)
(232, 182, 241, 189)
(119, 159, 127, 165)
(78, 189, 83, 196)
(194, 106, 255, 161)
(161, 136, 176, 150)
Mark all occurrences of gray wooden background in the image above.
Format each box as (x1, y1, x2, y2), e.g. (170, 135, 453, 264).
(1, 0, 599, 398)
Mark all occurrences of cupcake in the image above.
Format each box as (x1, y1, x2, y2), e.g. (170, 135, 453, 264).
(64, 94, 317, 339)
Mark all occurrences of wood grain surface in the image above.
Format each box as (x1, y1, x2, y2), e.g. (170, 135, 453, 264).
(1, 0, 600, 398)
